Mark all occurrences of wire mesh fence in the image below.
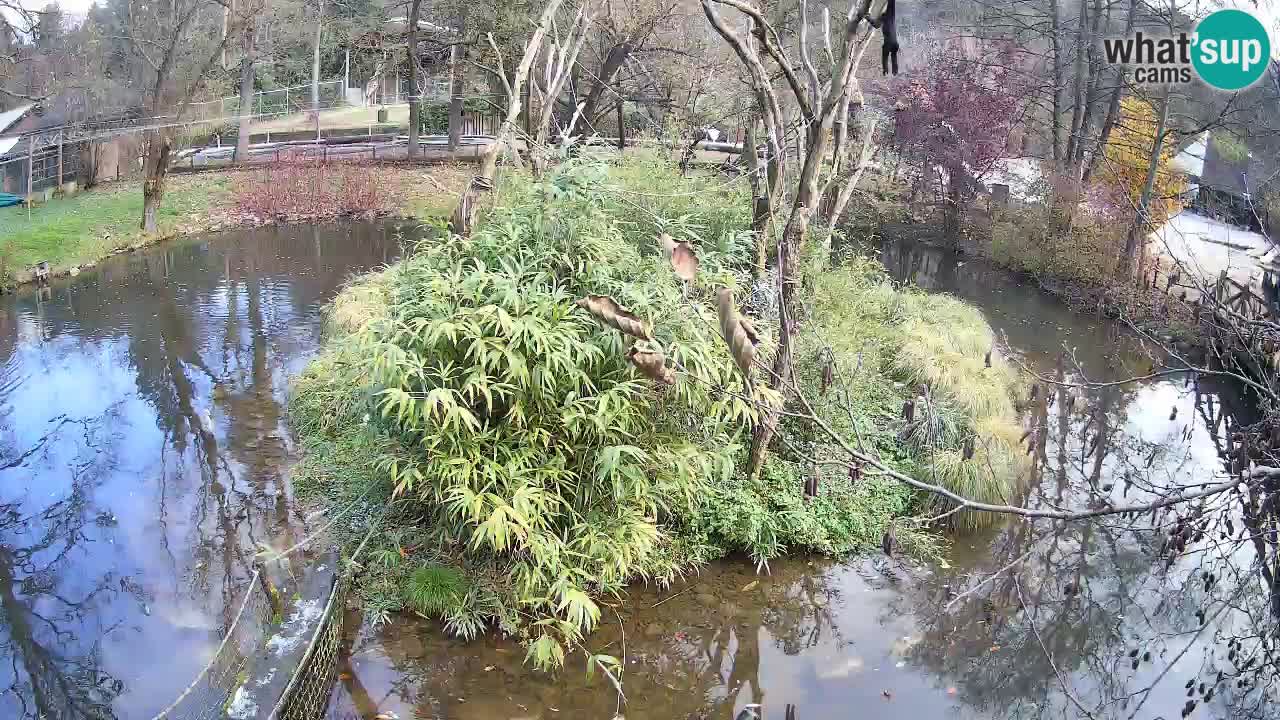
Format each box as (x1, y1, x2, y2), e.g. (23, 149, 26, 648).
(271, 574, 349, 720)
(150, 574, 276, 720)
(188, 80, 348, 124)
(0, 139, 86, 195)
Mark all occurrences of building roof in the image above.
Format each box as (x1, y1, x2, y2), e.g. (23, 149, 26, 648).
(0, 136, 19, 156)
(1172, 131, 1207, 179)
(0, 104, 33, 134)
(1199, 133, 1280, 199)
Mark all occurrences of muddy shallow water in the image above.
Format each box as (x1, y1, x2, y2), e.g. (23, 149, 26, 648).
(323, 239, 1268, 720)
(0, 220, 420, 719)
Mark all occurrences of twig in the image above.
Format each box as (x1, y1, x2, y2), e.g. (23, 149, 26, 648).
(649, 586, 691, 608)
(1014, 575, 1097, 719)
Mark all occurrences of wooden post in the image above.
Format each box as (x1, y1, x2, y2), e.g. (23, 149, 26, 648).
(26, 136, 33, 209)
(57, 131, 64, 187)
(616, 83, 625, 153)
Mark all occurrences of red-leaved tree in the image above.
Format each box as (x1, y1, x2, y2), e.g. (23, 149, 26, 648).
(895, 41, 1032, 239)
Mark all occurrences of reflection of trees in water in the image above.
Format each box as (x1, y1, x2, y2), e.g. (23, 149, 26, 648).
(0, 221, 415, 717)
(0, 417, 123, 719)
(327, 561, 847, 720)
(894, 356, 1280, 718)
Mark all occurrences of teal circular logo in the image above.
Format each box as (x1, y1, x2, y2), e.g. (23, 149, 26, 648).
(1192, 9, 1271, 90)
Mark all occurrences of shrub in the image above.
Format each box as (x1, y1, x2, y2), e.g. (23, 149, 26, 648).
(989, 200, 1129, 286)
(1097, 97, 1186, 232)
(290, 158, 1014, 668)
(315, 162, 753, 668)
(233, 157, 399, 221)
(1214, 131, 1250, 166)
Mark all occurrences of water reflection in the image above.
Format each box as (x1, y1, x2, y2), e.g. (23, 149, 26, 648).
(0, 221, 415, 719)
(324, 238, 1275, 719)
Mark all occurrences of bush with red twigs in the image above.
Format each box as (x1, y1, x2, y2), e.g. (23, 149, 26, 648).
(233, 155, 400, 223)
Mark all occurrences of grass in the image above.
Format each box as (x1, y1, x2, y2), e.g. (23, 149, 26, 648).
(798, 254, 1028, 529)
(0, 163, 469, 289)
(251, 104, 411, 134)
(0, 173, 233, 284)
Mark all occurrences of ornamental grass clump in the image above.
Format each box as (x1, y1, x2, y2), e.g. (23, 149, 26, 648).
(801, 256, 1027, 530)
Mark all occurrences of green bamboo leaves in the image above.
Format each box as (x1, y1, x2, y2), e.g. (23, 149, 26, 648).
(578, 234, 762, 390)
(310, 166, 757, 672)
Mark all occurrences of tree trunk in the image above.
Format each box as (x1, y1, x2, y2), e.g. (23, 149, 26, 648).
(744, 119, 770, 279)
(141, 131, 172, 233)
(1073, 0, 1104, 168)
(747, 122, 830, 476)
(1082, 0, 1135, 185)
(1048, 0, 1064, 163)
(578, 42, 633, 129)
(450, 0, 564, 237)
(406, 0, 423, 159)
(447, 17, 465, 152)
(1064, 0, 1087, 168)
(825, 114, 881, 228)
(234, 18, 257, 165)
(1122, 87, 1171, 275)
(942, 166, 964, 243)
(311, 0, 324, 116)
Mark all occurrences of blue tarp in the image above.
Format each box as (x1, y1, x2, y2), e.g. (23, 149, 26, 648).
(0, 192, 21, 208)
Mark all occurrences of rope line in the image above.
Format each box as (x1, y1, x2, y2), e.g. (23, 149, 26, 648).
(145, 568, 264, 720)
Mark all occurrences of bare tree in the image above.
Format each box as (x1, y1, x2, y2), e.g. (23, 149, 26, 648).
(529, 3, 595, 175)
(405, 0, 424, 159)
(701, 0, 891, 475)
(449, 0, 566, 237)
(126, 0, 240, 232)
(234, 1, 266, 165)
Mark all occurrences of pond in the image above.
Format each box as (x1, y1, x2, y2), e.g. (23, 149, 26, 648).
(0, 220, 422, 719)
(2, 224, 1270, 720)
(321, 238, 1272, 720)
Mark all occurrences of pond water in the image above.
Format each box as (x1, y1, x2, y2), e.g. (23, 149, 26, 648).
(3, 223, 1269, 720)
(323, 239, 1272, 720)
(0, 220, 419, 719)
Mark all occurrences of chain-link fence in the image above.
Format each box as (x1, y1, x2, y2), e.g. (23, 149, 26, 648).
(0, 139, 85, 195)
(188, 80, 348, 124)
(146, 573, 275, 720)
(271, 573, 349, 720)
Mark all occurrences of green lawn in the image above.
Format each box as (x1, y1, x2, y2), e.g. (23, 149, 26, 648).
(1, 173, 232, 284)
